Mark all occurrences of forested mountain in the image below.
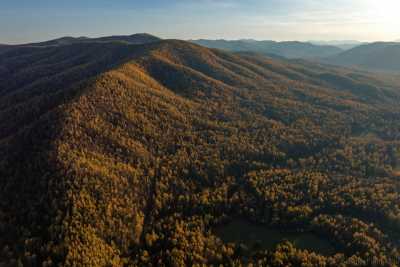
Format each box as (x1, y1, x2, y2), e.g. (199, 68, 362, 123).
(1, 35, 400, 266)
(15, 33, 161, 47)
(190, 39, 343, 59)
(325, 42, 400, 72)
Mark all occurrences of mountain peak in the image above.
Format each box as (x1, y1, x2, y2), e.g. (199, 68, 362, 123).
(129, 33, 160, 38)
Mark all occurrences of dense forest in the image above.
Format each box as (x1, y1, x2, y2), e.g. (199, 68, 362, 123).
(1, 36, 400, 266)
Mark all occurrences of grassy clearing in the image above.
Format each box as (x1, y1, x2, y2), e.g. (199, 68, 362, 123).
(214, 219, 336, 255)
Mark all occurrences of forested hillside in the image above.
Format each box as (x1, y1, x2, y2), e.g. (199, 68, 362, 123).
(1, 37, 400, 266)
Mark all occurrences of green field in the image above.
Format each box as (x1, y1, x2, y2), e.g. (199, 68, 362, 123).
(214, 219, 335, 255)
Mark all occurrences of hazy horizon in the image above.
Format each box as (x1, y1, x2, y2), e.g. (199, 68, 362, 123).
(0, 34, 376, 46)
(1, 0, 399, 44)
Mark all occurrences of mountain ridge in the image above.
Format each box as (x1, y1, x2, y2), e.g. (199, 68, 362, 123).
(9, 33, 161, 47)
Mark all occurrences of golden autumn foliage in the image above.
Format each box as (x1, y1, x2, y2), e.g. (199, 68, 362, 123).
(0, 38, 400, 266)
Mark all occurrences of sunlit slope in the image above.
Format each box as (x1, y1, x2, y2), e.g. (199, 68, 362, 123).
(1, 39, 400, 265)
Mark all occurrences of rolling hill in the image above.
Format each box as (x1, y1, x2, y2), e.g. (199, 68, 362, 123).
(1, 35, 400, 266)
(190, 39, 343, 59)
(325, 42, 400, 72)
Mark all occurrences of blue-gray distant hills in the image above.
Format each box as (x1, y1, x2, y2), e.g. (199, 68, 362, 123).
(324, 42, 400, 72)
(190, 39, 343, 59)
(192, 39, 400, 72)
(309, 40, 365, 50)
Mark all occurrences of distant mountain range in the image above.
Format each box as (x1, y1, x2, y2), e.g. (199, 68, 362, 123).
(324, 42, 400, 72)
(309, 40, 365, 50)
(7, 35, 400, 73)
(190, 39, 343, 59)
(191, 39, 400, 72)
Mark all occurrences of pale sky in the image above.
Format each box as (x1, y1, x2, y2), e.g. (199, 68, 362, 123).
(1, 0, 399, 44)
